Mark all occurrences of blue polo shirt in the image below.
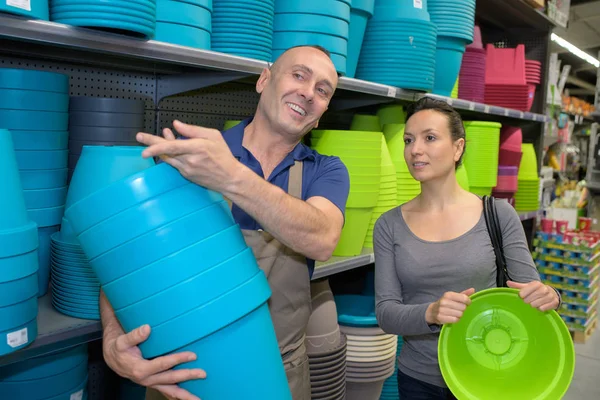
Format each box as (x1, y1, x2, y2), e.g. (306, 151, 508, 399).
(222, 119, 350, 276)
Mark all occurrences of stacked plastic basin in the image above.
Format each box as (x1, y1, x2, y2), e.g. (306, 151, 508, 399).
(428, 0, 475, 96)
(515, 144, 540, 212)
(492, 166, 518, 207)
(376, 104, 405, 128)
(311, 130, 382, 256)
(155, 0, 211, 49)
(0, 130, 39, 356)
(64, 160, 290, 399)
(67, 97, 145, 181)
(347, 0, 375, 78)
(272, 0, 350, 74)
(0, 0, 48, 19)
(356, 0, 437, 91)
(462, 121, 501, 197)
(484, 44, 530, 111)
(212, 0, 274, 61)
(1, 68, 70, 297)
(49, 0, 157, 39)
(379, 337, 403, 400)
(307, 280, 347, 400)
(458, 25, 486, 103)
(383, 124, 421, 205)
(499, 125, 523, 167)
(0, 345, 89, 399)
(350, 114, 381, 132)
(364, 137, 397, 249)
(335, 295, 397, 400)
(525, 59, 542, 112)
(456, 164, 470, 191)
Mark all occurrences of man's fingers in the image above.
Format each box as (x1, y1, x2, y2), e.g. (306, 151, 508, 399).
(143, 368, 207, 387)
(115, 325, 150, 352)
(153, 385, 201, 400)
(141, 140, 198, 159)
(137, 132, 166, 147)
(144, 352, 198, 377)
(163, 128, 177, 141)
(173, 120, 219, 140)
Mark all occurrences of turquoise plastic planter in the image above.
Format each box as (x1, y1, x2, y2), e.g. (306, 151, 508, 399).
(274, 0, 351, 22)
(347, 0, 375, 78)
(51, 0, 156, 13)
(0, 68, 68, 93)
(28, 206, 65, 228)
(154, 22, 211, 49)
(334, 294, 378, 327)
(0, 129, 30, 231)
(19, 169, 69, 190)
(88, 201, 235, 285)
(50, 11, 156, 27)
(157, 0, 211, 28)
(371, 0, 430, 22)
(0, 344, 87, 381)
(175, 0, 211, 10)
(11, 130, 69, 151)
(50, 4, 155, 21)
(0, 318, 37, 356)
(0, 110, 68, 130)
(23, 187, 68, 209)
(0, 248, 39, 282)
(0, 296, 38, 331)
(37, 225, 60, 297)
(15, 150, 69, 170)
(139, 271, 272, 357)
(77, 183, 222, 259)
(50, 17, 155, 38)
(274, 14, 348, 39)
(0, 273, 37, 307)
(0, 0, 49, 19)
(65, 163, 189, 234)
(177, 303, 291, 400)
(0, 89, 69, 112)
(65, 146, 155, 210)
(103, 224, 247, 309)
(45, 376, 88, 400)
(433, 36, 467, 97)
(116, 248, 259, 328)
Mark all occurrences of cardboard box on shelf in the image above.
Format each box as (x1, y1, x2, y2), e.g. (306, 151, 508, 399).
(547, 0, 571, 28)
(524, 0, 545, 8)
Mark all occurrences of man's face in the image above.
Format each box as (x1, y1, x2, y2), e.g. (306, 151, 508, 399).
(256, 47, 339, 140)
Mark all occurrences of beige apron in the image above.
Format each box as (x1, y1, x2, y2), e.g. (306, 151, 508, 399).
(146, 161, 312, 400)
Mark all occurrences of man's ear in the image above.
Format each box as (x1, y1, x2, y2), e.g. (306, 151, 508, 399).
(256, 67, 271, 94)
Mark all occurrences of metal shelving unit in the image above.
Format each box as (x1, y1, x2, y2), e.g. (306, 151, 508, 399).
(313, 250, 374, 281)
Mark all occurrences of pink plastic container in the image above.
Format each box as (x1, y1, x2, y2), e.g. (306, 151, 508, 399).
(485, 44, 526, 85)
(467, 25, 483, 49)
(526, 84, 536, 111)
(498, 149, 522, 167)
(540, 218, 554, 233)
(500, 126, 523, 152)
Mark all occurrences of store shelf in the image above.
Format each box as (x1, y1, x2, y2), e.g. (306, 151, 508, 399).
(0, 295, 101, 368)
(519, 210, 540, 221)
(313, 250, 374, 280)
(424, 94, 551, 123)
(0, 14, 549, 123)
(475, 0, 556, 31)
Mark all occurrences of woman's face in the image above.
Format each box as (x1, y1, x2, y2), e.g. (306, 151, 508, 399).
(403, 109, 464, 182)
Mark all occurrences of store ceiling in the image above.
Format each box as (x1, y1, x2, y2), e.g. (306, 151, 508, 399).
(552, 0, 600, 98)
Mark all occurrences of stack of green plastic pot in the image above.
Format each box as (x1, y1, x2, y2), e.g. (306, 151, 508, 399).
(515, 143, 540, 212)
(383, 124, 421, 205)
(456, 164, 470, 191)
(311, 130, 382, 256)
(364, 136, 397, 249)
(350, 114, 381, 131)
(451, 77, 459, 99)
(222, 120, 242, 130)
(376, 104, 405, 129)
(462, 121, 501, 196)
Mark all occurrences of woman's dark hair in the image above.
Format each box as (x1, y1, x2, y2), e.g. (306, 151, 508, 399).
(405, 97, 466, 169)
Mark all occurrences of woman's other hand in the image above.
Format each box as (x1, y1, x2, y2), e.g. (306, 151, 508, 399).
(507, 280, 560, 311)
(425, 288, 476, 325)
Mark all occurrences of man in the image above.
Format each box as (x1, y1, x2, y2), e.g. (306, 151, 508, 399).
(99, 45, 350, 400)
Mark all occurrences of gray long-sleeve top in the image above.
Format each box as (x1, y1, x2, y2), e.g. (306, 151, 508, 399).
(373, 200, 540, 387)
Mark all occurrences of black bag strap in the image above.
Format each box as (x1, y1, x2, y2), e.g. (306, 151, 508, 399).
(482, 195, 511, 287)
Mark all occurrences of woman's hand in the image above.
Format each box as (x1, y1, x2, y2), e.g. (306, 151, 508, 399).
(426, 288, 476, 325)
(507, 280, 560, 311)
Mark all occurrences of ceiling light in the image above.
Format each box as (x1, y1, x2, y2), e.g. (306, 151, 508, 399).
(551, 33, 600, 68)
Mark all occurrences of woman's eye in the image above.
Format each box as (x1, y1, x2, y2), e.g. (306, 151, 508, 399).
(403, 138, 412, 144)
(426, 135, 436, 141)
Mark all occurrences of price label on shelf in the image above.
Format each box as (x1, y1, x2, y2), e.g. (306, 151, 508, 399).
(387, 87, 397, 97)
(414, 0, 423, 9)
(469, 103, 475, 111)
(520, 112, 524, 119)
(447, 98, 453, 105)
(7, 328, 28, 348)
(484, 105, 490, 114)
(70, 390, 84, 400)
(7, 0, 31, 11)
(504, 109, 510, 116)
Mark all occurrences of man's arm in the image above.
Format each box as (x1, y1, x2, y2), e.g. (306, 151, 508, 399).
(224, 165, 343, 261)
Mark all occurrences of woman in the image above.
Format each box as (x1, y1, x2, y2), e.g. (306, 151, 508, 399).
(373, 98, 560, 400)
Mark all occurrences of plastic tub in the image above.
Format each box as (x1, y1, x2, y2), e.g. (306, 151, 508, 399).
(37, 225, 60, 297)
(50, 4, 155, 21)
(15, 150, 69, 170)
(157, 0, 211, 28)
(0, 89, 69, 112)
(0, 130, 31, 231)
(23, 187, 68, 209)
(69, 126, 139, 142)
(275, 0, 350, 21)
(155, 23, 211, 49)
(12, 130, 69, 151)
(0, 273, 38, 307)
(0, 110, 68, 130)
(0, 248, 39, 284)
(52, 0, 155, 13)
(0, 344, 87, 381)
(0, 68, 68, 93)
(333, 208, 373, 256)
(433, 36, 467, 96)
(0, 296, 38, 331)
(28, 206, 65, 228)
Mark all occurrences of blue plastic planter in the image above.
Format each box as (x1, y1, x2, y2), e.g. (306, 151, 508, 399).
(103, 224, 247, 309)
(0, 129, 29, 231)
(50, 4, 155, 21)
(0, 110, 68, 130)
(0, 296, 38, 331)
(0, 344, 87, 381)
(0, 68, 68, 93)
(0, 249, 39, 283)
(19, 168, 69, 190)
(65, 146, 155, 210)
(432, 36, 467, 96)
(23, 187, 68, 209)
(156, 0, 211, 28)
(0, 89, 69, 112)
(11, 130, 69, 151)
(52, 0, 155, 12)
(115, 248, 259, 328)
(28, 206, 65, 228)
(0, 318, 37, 356)
(37, 225, 61, 297)
(347, 5, 373, 78)
(50, 17, 155, 39)
(271, 32, 347, 54)
(44, 376, 88, 400)
(274, 0, 351, 22)
(15, 150, 69, 170)
(334, 294, 379, 327)
(0, 273, 38, 307)
(155, 22, 211, 49)
(274, 14, 348, 39)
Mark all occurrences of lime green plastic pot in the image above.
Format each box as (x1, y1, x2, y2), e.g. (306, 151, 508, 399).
(222, 120, 242, 130)
(312, 129, 382, 141)
(377, 104, 405, 127)
(333, 207, 374, 256)
(439, 288, 574, 400)
(350, 114, 381, 131)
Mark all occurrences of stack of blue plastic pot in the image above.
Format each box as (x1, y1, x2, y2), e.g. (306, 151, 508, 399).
(347, 0, 375, 78)
(212, 0, 274, 61)
(155, 0, 211, 49)
(272, 0, 351, 74)
(356, 0, 437, 91)
(0, 0, 48, 20)
(49, 0, 156, 39)
(0, 130, 39, 356)
(67, 97, 145, 181)
(49, 146, 156, 320)
(1, 68, 70, 298)
(65, 162, 291, 399)
(379, 337, 404, 400)
(0, 345, 89, 399)
(428, 0, 475, 96)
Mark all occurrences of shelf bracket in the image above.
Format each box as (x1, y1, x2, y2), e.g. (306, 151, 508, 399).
(156, 71, 253, 103)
